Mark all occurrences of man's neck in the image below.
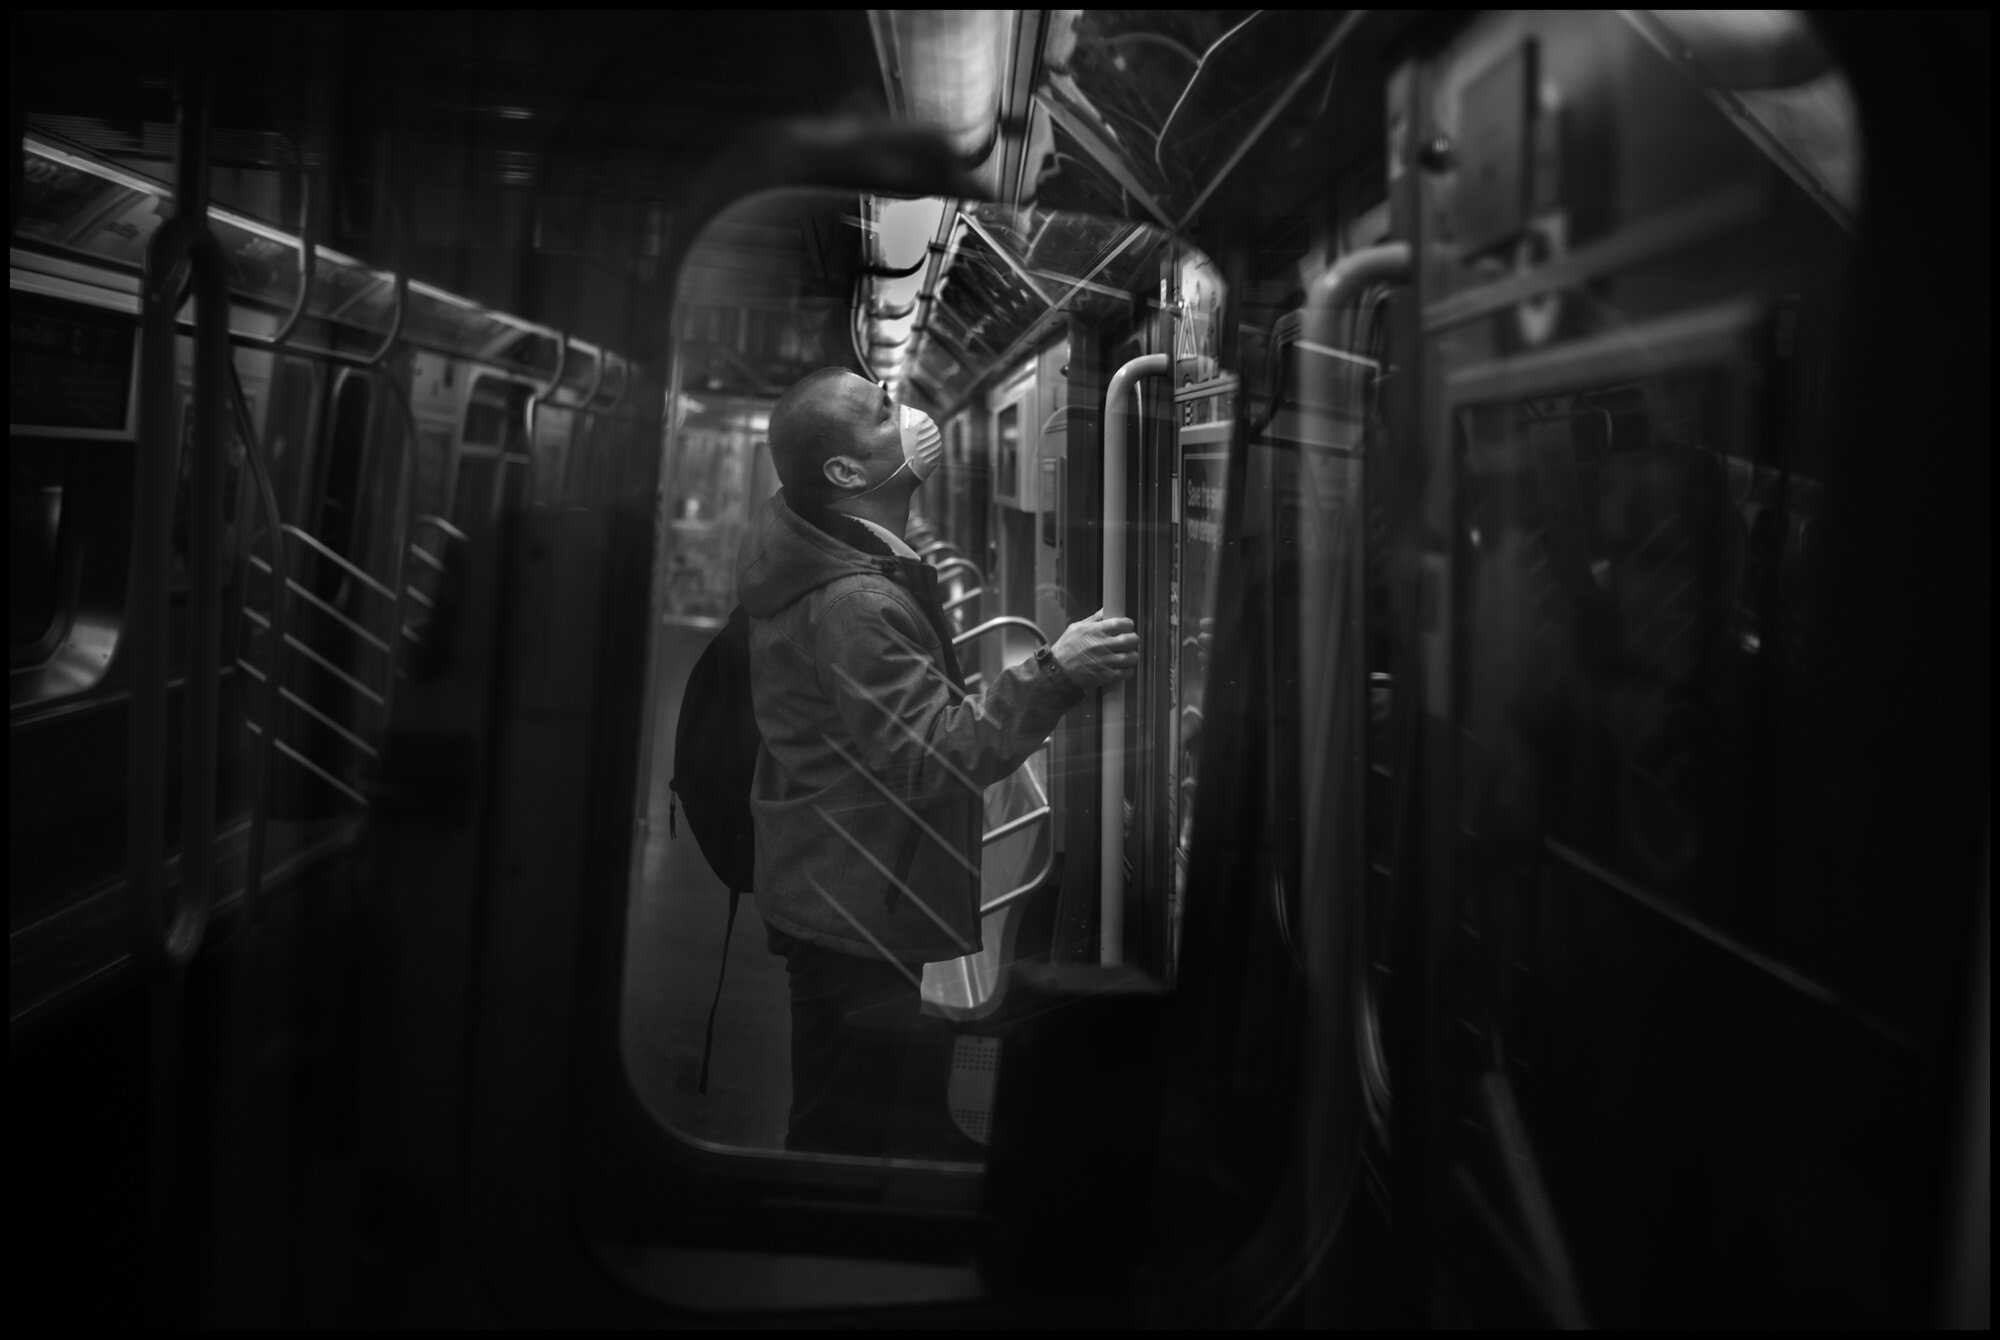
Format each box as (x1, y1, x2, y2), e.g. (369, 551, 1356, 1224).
(826, 493, 910, 539)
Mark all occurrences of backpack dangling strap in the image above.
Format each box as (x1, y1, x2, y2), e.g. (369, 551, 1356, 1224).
(884, 820, 924, 916)
(697, 890, 742, 1096)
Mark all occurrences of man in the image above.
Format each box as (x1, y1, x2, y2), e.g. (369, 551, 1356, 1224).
(736, 366, 1138, 1157)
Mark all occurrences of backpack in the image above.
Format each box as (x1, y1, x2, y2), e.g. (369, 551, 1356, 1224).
(667, 605, 761, 1094)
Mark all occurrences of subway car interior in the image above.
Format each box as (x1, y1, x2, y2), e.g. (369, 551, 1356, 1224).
(9, 9, 1989, 1329)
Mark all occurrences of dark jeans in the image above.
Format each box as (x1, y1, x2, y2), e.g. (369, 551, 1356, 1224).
(766, 925, 972, 1159)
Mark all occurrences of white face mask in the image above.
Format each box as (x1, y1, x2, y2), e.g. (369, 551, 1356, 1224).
(852, 404, 943, 497)
(898, 405, 944, 483)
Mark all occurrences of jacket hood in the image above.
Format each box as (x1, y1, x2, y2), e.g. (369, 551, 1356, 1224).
(736, 490, 896, 618)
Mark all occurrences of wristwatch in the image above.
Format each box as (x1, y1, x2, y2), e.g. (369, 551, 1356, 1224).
(1034, 643, 1060, 677)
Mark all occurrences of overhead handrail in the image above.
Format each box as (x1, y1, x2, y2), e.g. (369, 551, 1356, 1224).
(268, 170, 314, 350)
(27, 132, 636, 387)
(586, 353, 621, 412)
(365, 270, 409, 368)
(177, 201, 406, 369)
(951, 615, 1047, 650)
(130, 118, 232, 972)
(362, 191, 410, 367)
(182, 296, 587, 379)
(601, 354, 630, 411)
(516, 335, 570, 517)
(1099, 351, 1171, 966)
(539, 334, 572, 404)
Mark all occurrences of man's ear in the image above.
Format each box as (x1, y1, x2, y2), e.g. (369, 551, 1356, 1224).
(822, 455, 866, 490)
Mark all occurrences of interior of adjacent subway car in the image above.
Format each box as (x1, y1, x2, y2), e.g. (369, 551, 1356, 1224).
(625, 190, 1241, 1155)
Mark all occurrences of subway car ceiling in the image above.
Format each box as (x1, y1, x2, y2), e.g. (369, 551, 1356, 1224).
(10, 11, 898, 364)
(9, 11, 1394, 408)
(12, 9, 1887, 412)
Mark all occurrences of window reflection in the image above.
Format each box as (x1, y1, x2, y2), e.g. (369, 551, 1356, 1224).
(1454, 368, 1813, 945)
(10, 442, 66, 650)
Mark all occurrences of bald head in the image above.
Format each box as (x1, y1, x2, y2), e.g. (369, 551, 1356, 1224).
(768, 367, 900, 504)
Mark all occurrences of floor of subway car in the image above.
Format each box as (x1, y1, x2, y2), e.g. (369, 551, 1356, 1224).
(624, 621, 792, 1151)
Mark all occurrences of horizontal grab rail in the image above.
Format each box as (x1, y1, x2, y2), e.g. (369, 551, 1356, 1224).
(281, 525, 398, 603)
(247, 555, 393, 655)
(983, 804, 1050, 846)
(951, 616, 1048, 650)
(981, 836, 1056, 919)
(276, 685, 380, 759)
(281, 633, 387, 707)
(941, 586, 984, 615)
(932, 556, 982, 585)
(979, 734, 1055, 918)
(410, 514, 470, 544)
(407, 546, 449, 576)
(245, 721, 370, 808)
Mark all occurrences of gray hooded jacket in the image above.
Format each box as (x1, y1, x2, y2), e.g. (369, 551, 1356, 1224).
(736, 491, 1082, 964)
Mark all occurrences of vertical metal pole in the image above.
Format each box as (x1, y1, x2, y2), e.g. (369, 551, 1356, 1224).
(181, 170, 228, 976)
(131, 40, 217, 1322)
(1099, 353, 1169, 965)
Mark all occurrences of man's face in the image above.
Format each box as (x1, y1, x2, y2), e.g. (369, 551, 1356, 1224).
(822, 372, 905, 493)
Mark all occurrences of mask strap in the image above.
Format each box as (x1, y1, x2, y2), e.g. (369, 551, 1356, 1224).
(846, 457, 910, 501)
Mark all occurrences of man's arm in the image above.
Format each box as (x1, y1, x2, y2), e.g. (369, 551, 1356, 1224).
(816, 590, 1135, 798)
